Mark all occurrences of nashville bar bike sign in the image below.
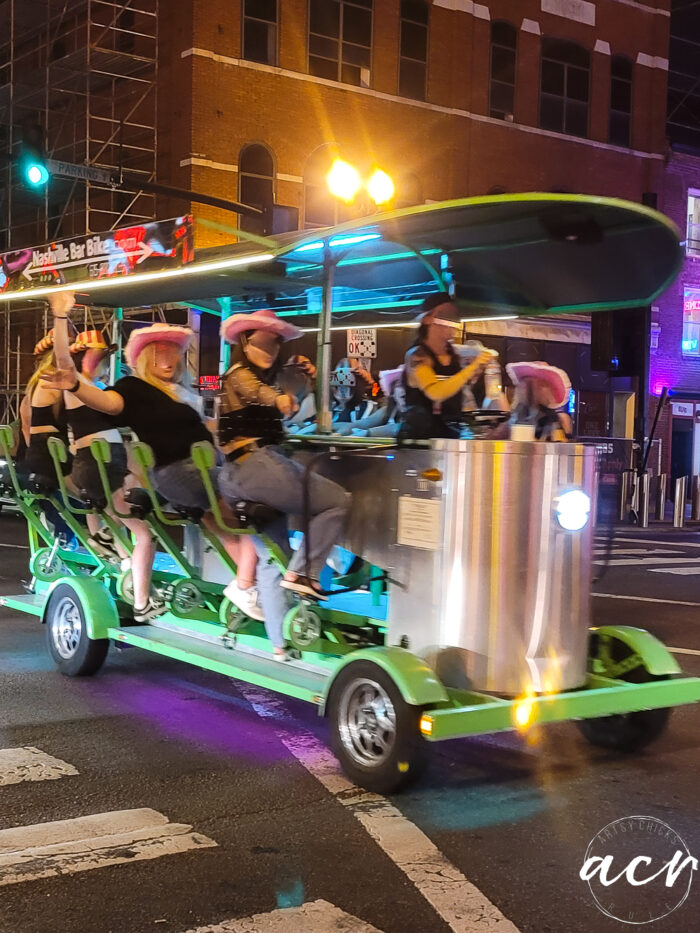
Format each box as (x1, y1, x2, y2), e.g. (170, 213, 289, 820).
(0, 216, 194, 294)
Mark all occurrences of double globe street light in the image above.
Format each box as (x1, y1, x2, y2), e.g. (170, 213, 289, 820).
(325, 158, 395, 211)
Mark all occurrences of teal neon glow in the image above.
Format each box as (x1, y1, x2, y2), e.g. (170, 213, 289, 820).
(328, 233, 381, 247)
(295, 240, 324, 253)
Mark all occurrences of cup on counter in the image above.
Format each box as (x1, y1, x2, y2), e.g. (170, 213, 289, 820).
(510, 423, 536, 441)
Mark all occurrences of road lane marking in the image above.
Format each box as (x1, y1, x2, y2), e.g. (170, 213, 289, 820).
(594, 557, 700, 566)
(0, 808, 216, 886)
(649, 567, 700, 575)
(184, 899, 383, 932)
(610, 537, 700, 549)
(592, 593, 700, 607)
(0, 747, 78, 786)
(237, 685, 521, 933)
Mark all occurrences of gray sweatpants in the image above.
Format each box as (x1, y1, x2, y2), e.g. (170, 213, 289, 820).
(219, 446, 350, 647)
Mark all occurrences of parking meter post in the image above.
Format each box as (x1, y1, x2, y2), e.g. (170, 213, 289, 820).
(638, 472, 650, 528)
(673, 476, 688, 528)
(619, 470, 630, 522)
(655, 473, 667, 521)
(692, 476, 700, 522)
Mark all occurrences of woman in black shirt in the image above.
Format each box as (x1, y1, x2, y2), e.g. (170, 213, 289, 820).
(44, 297, 259, 623)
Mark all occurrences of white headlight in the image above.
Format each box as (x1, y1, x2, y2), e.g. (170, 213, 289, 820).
(555, 490, 591, 531)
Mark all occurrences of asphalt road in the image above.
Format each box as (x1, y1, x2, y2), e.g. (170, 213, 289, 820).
(0, 509, 698, 933)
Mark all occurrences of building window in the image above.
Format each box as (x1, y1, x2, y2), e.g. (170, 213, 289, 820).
(239, 144, 274, 236)
(682, 287, 700, 355)
(539, 39, 589, 138)
(243, 0, 278, 66)
(399, 0, 428, 101)
(303, 148, 352, 227)
(308, 0, 373, 87)
(687, 190, 700, 257)
(609, 55, 632, 147)
(489, 21, 517, 120)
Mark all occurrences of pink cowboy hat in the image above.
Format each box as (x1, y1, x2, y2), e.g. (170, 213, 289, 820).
(379, 366, 404, 397)
(220, 308, 300, 344)
(505, 361, 571, 409)
(124, 322, 193, 369)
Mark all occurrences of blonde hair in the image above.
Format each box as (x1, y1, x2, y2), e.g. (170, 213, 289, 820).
(133, 342, 201, 411)
(26, 350, 55, 402)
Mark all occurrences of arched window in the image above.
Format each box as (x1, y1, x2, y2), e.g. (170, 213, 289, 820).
(303, 148, 352, 227)
(609, 55, 633, 147)
(539, 39, 590, 137)
(238, 144, 274, 235)
(489, 21, 517, 120)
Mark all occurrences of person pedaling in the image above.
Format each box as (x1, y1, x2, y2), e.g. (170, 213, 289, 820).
(506, 361, 573, 442)
(17, 329, 75, 542)
(398, 292, 494, 441)
(42, 296, 260, 624)
(48, 294, 129, 560)
(217, 308, 351, 660)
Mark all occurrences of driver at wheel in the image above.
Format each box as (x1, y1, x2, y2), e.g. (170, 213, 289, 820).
(398, 293, 493, 441)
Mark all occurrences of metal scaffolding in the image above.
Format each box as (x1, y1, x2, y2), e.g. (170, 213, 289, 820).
(0, 0, 159, 422)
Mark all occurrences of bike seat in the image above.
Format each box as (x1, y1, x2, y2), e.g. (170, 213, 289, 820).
(173, 505, 204, 523)
(124, 487, 153, 519)
(234, 500, 282, 530)
(22, 473, 56, 496)
(80, 493, 107, 511)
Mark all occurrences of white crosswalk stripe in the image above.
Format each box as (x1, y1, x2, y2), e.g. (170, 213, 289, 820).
(185, 899, 383, 932)
(0, 746, 78, 786)
(593, 538, 700, 574)
(0, 807, 217, 887)
(0, 747, 217, 886)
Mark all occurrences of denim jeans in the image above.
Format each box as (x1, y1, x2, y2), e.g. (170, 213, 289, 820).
(219, 446, 350, 647)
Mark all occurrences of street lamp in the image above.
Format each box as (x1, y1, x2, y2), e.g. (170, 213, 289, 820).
(325, 157, 395, 211)
(315, 158, 397, 433)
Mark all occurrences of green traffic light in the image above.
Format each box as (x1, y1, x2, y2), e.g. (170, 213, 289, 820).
(25, 162, 49, 186)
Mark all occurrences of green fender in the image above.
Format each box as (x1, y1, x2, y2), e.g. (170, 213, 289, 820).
(320, 646, 449, 714)
(43, 576, 120, 640)
(590, 625, 682, 677)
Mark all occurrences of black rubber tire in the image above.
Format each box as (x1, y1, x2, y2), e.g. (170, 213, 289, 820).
(45, 583, 109, 677)
(328, 660, 426, 794)
(577, 669, 672, 752)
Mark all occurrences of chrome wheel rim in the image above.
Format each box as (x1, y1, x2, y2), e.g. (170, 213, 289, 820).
(50, 596, 82, 659)
(337, 678, 396, 767)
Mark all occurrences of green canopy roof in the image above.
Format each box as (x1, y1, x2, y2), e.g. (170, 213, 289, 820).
(2, 194, 683, 325)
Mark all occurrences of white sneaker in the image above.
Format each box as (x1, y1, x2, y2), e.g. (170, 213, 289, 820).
(223, 580, 265, 621)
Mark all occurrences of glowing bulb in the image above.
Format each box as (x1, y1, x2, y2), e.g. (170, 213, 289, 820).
(26, 163, 49, 186)
(514, 696, 535, 729)
(555, 489, 591, 532)
(326, 158, 362, 202)
(367, 168, 395, 205)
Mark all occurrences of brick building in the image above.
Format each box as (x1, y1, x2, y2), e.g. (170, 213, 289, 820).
(159, 0, 671, 248)
(645, 0, 700, 479)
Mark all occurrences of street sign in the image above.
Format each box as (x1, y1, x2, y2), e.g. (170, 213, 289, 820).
(347, 327, 377, 358)
(46, 159, 116, 186)
(0, 216, 194, 294)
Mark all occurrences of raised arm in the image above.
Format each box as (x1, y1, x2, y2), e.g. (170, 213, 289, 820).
(42, 292, 125, 416)
(48, 292, 74, 372)
(409, 350, 493, 403)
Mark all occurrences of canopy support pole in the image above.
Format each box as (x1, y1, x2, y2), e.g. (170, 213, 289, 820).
(316, 245, 335, 434)
(110, 307, 123, 382)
